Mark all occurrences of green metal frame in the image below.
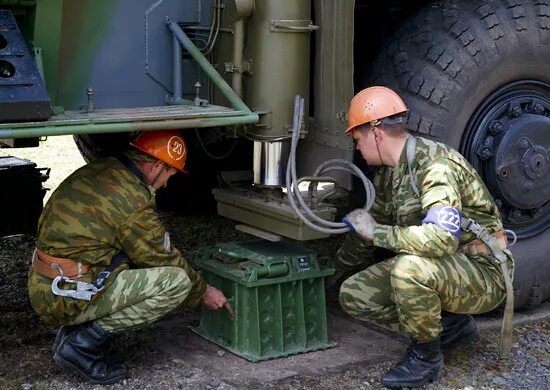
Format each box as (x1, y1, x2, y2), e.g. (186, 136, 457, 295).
(0, 13, 258, 140)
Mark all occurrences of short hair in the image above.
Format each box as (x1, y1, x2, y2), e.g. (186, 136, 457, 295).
(378, 113, 408, 136)
(358, 113, 408, 137)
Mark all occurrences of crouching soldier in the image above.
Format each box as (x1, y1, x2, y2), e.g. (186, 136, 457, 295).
(337, 87, 514, 389)
(28, 130, 232, 385)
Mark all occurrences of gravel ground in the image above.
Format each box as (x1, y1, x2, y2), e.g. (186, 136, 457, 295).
(1, 135, 549, 390)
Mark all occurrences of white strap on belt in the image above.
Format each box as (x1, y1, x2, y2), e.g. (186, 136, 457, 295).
(462, 217, 514, 360)
(461, 218, 507, 263)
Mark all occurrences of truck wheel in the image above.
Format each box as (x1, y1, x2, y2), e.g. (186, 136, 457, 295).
(73, 133, 134, 162)
(366, 0, 550, 308)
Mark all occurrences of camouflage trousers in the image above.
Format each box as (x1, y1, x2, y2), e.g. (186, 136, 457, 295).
(339, 252, 508, 341)
(69, 267, 191, 333)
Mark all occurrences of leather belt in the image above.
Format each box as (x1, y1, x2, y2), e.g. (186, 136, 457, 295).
(32, 248, 90, 279)
(459, 230, 507, 256)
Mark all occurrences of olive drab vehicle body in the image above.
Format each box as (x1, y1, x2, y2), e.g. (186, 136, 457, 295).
(0, 0, 549, 309)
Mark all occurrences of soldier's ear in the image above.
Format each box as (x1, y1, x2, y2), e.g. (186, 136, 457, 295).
(373, 127, 382, 143)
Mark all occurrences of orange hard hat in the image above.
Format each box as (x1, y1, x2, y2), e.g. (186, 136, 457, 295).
(345, 86, 408, 133)
(131, 130, 187, 172)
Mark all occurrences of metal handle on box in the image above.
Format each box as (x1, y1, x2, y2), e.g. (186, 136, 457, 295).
(255, 262, 289, 279)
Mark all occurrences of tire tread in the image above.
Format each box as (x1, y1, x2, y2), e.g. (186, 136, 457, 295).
(362, 0, 550, 309)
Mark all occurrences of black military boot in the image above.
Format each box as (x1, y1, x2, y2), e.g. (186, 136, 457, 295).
(381, 338, 444, 389)
(53, 321, 127, 385)
(52, 325, 77, 354)
(440, 312, 479, 353)
(52, 324, 125, 364)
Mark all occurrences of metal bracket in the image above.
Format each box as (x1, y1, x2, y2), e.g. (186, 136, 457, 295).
(224, 60, 252, 75)
(269, 20, 319, 33)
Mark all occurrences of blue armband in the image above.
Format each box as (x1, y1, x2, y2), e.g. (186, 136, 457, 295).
(421, 205, 462, 238)
(342, 218, 356, 233)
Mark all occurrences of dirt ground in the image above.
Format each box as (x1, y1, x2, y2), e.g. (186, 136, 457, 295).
(1, 225, 549, 390)
(1, 136, 549, 389)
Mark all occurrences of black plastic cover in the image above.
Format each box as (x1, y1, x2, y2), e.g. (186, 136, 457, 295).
(0, 156, 49, 237)
(0, 10, 50, 122)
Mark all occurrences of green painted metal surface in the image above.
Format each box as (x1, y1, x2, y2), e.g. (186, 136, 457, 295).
(0, 2, 259, 140)
(212, 187, 336, 241)
(33, 0, 62, 102)
(0, 104, 257, 139)
(167, 19, 254, 115)
(243, 0, 313, 140)
(193, 240, 335, 362)
(34, 0, 115, 108)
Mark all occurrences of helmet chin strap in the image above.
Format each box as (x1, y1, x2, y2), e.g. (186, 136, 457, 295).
(373, 127, 386, 166)
(150, 163, 165, 188)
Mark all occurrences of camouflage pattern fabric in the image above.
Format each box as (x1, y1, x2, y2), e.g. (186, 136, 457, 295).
(70, 267, 192, 333)
(28, 152, 206, 327)
(338, 136, 515, 341)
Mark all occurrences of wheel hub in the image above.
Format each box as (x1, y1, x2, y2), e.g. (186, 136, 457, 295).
(493, 115, 550, 210)
(463, 81, 550, 237)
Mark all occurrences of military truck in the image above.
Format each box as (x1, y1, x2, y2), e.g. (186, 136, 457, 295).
(0, 0, 548, 309)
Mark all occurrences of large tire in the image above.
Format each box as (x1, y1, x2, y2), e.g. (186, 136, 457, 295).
(73, 133, 135, 162)
(365, 0, 550, 309)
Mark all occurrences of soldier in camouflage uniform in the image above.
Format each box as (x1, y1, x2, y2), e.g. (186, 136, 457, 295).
(338, 87, 514, 389)
(27, 130, 233, 385)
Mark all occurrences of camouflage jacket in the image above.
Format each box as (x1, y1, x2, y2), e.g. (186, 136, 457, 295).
(338, 136, 514, 284)
(28, 154, 206, 325)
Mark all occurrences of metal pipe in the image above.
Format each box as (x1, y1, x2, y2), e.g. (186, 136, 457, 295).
(253, 140, 289, 186)
(245, 0, 312, 139)
(232, 19, 245, 97)
(183, 25, 232, 34)
(246, 0, 312, 187)
(172, 33, 182, 103)
(0, 114, 258, 139)
(167, 17, 254, 114)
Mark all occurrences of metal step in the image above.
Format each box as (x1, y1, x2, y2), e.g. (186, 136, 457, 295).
(0, 104, 258, 138)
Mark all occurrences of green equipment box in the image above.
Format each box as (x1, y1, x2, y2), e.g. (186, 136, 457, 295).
(193, 240, 336, 362)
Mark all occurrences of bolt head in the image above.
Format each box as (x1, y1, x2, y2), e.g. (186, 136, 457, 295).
(533, 103, 545, 115)
(509, 104, 522, 117)
(489, 120, 503, 135)
(518, 137, 530, 152)
(511, 209, 522, 219)
(480, 147, 493, 160)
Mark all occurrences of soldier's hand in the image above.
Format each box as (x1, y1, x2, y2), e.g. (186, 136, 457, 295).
(202, 284, 234, 317)
(343, 208, 377, 240)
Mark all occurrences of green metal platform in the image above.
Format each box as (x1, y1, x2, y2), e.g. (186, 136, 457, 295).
(0, 104, 257, 139)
